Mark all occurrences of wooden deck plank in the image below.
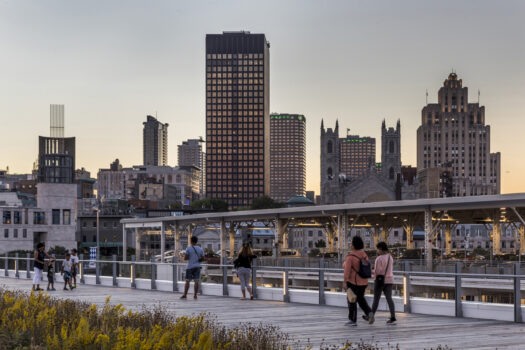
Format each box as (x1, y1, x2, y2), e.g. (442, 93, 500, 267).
(1, 277, 524, 349)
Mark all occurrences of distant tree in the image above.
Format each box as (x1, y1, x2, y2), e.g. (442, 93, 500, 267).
(250, 196, 284, 210)
(308, 248, 320, 257)
(190, 198, 229, 212)
(48, 245, 68, 257)
(167, 202, 182, 210)
(314, 239, 326, 248)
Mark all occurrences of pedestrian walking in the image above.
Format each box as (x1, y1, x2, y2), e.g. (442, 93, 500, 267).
(371, 241, 396, 324)
(233, 243, 257, 300)
(343, 236, 374, 326)
(61, 253, 74, 291)
(32, 242, 52, 291)
(46, 258, 56, 291)
(70, 249, 79, 289)
(180, 236, 204, 300)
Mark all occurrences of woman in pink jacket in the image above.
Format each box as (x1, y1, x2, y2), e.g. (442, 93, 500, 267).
(343, 236, 374, 326)
(370, 241, 396, 324)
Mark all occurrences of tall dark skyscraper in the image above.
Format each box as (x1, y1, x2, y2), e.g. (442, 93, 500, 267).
(270, 113, 306, 202)
(143, 115, 168, 166)
(205, 31, 270, 208)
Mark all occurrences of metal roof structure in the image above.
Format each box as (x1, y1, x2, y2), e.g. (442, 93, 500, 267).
(121, 193, 525, 228)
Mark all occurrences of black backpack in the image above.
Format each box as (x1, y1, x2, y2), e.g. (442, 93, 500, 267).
(351, 254, 372, 278)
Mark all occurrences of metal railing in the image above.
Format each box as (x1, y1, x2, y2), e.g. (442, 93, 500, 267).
(1, 253, 523, 323)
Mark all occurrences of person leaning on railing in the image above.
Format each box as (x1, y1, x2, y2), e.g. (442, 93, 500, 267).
(343, 236, 374, 327)
(234, 243, 257, 300)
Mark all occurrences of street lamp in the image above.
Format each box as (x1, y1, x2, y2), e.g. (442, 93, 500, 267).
(93, 202, 100, 284)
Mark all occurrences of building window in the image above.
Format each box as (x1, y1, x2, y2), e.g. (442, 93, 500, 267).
(22, 229, 27, 238)
(389, 140, 394, 154)
(4, 229, 8, 238)
(52, 209, 60, 225)
(13, 229, 18, 238)
(93, 221, 97, 228)
(3, 211, 11, 224)
(308, 231, 313, 237)
(13, 211, 21, 224)
(318, 231, 323, 237)
(327, 140, 333, 153)
(308, 241, 313, 248)
(63, 210, 71, 225)
(34, 212, 45, 225)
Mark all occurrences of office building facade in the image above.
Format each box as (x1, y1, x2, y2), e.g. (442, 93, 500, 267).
(417, 73, 500, 196)
(143, 115, 168, 166)
(178, 138, 206, 197)
(205, 31, 270, 208)
(269, 113, 306, 202)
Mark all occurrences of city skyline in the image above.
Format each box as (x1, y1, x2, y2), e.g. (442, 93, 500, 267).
(1, 1, 525, 195)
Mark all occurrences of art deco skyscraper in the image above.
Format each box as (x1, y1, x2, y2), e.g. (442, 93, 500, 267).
(270, 114, 306, 202)
(417, 73, 500, 196)
(205, 31, 270, 208)
(143, 115, 168, 166)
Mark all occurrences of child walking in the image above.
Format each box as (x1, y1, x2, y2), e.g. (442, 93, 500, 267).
(61, 253, 74, 291)
(46, 259, 56, 291)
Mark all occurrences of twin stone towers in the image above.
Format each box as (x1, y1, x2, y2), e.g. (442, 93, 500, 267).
(321, 119, 414, 205)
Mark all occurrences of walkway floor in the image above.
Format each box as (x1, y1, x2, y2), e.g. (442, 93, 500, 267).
(2, 277, 524, 349)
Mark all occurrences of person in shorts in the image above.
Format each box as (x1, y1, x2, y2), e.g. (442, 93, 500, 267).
(46, 258, 56, 291)
(32, 242, 52, 291)
(70, 249, 79, 289)
(180, 236, 204, 300)
(61, 253, 74, 291)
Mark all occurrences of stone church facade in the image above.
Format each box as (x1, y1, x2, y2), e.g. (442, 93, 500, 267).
(320, 119, 417, 204)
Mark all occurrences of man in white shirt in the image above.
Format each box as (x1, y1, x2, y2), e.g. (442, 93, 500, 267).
(70, 249, 79, 289)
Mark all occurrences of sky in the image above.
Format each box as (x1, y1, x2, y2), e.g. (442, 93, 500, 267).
(1, 0, 524, 195)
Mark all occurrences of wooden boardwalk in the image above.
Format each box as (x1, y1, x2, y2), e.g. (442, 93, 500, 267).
(1, 277, 524, 349)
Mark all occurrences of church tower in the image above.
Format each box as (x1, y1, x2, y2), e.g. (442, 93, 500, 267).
(320, 120, 340, 203)
(381, 119, 401, 181)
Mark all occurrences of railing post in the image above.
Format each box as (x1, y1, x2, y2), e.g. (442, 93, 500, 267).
(319, 258, 325, 305)
(95, 253, 101, 285)
(112, 254, 117, 287)
(150, 256, 156, 290)
(79, 254, 85, 284)
(251, 258, 257, 299)
(130, 255, 136, 288)
(404, 261, 411, 313)
(222, 257, 229, 296)
(4, 253, 8, 277)
(15, 253, 19, 278)
(172, 256, 178, 292)
(26, 253, 30, 279)
(455, 262, 463, 318)
(514, 262, 522, 323)
(283, 259, 290, 303)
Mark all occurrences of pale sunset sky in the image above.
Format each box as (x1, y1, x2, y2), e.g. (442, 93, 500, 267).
(1, 1, 524, 195)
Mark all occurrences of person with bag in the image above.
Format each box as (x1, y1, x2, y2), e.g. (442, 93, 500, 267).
(180, 236, 204, 300)
(370, 241, 396, 324)
(233, 243, 257, 300)
(343, 236, 374, 326)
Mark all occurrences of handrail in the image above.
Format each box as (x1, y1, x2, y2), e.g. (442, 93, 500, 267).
(1, 254, 523, 323)
(1, 255, 524, 278)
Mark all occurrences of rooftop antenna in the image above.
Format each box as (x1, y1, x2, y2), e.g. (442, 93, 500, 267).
(426, 89, 428, 105)
(478, 89, 480, 104)
(347, 128, 350, 137)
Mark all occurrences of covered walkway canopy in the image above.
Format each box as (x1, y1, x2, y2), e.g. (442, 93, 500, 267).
(121, 193, 525, 265)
